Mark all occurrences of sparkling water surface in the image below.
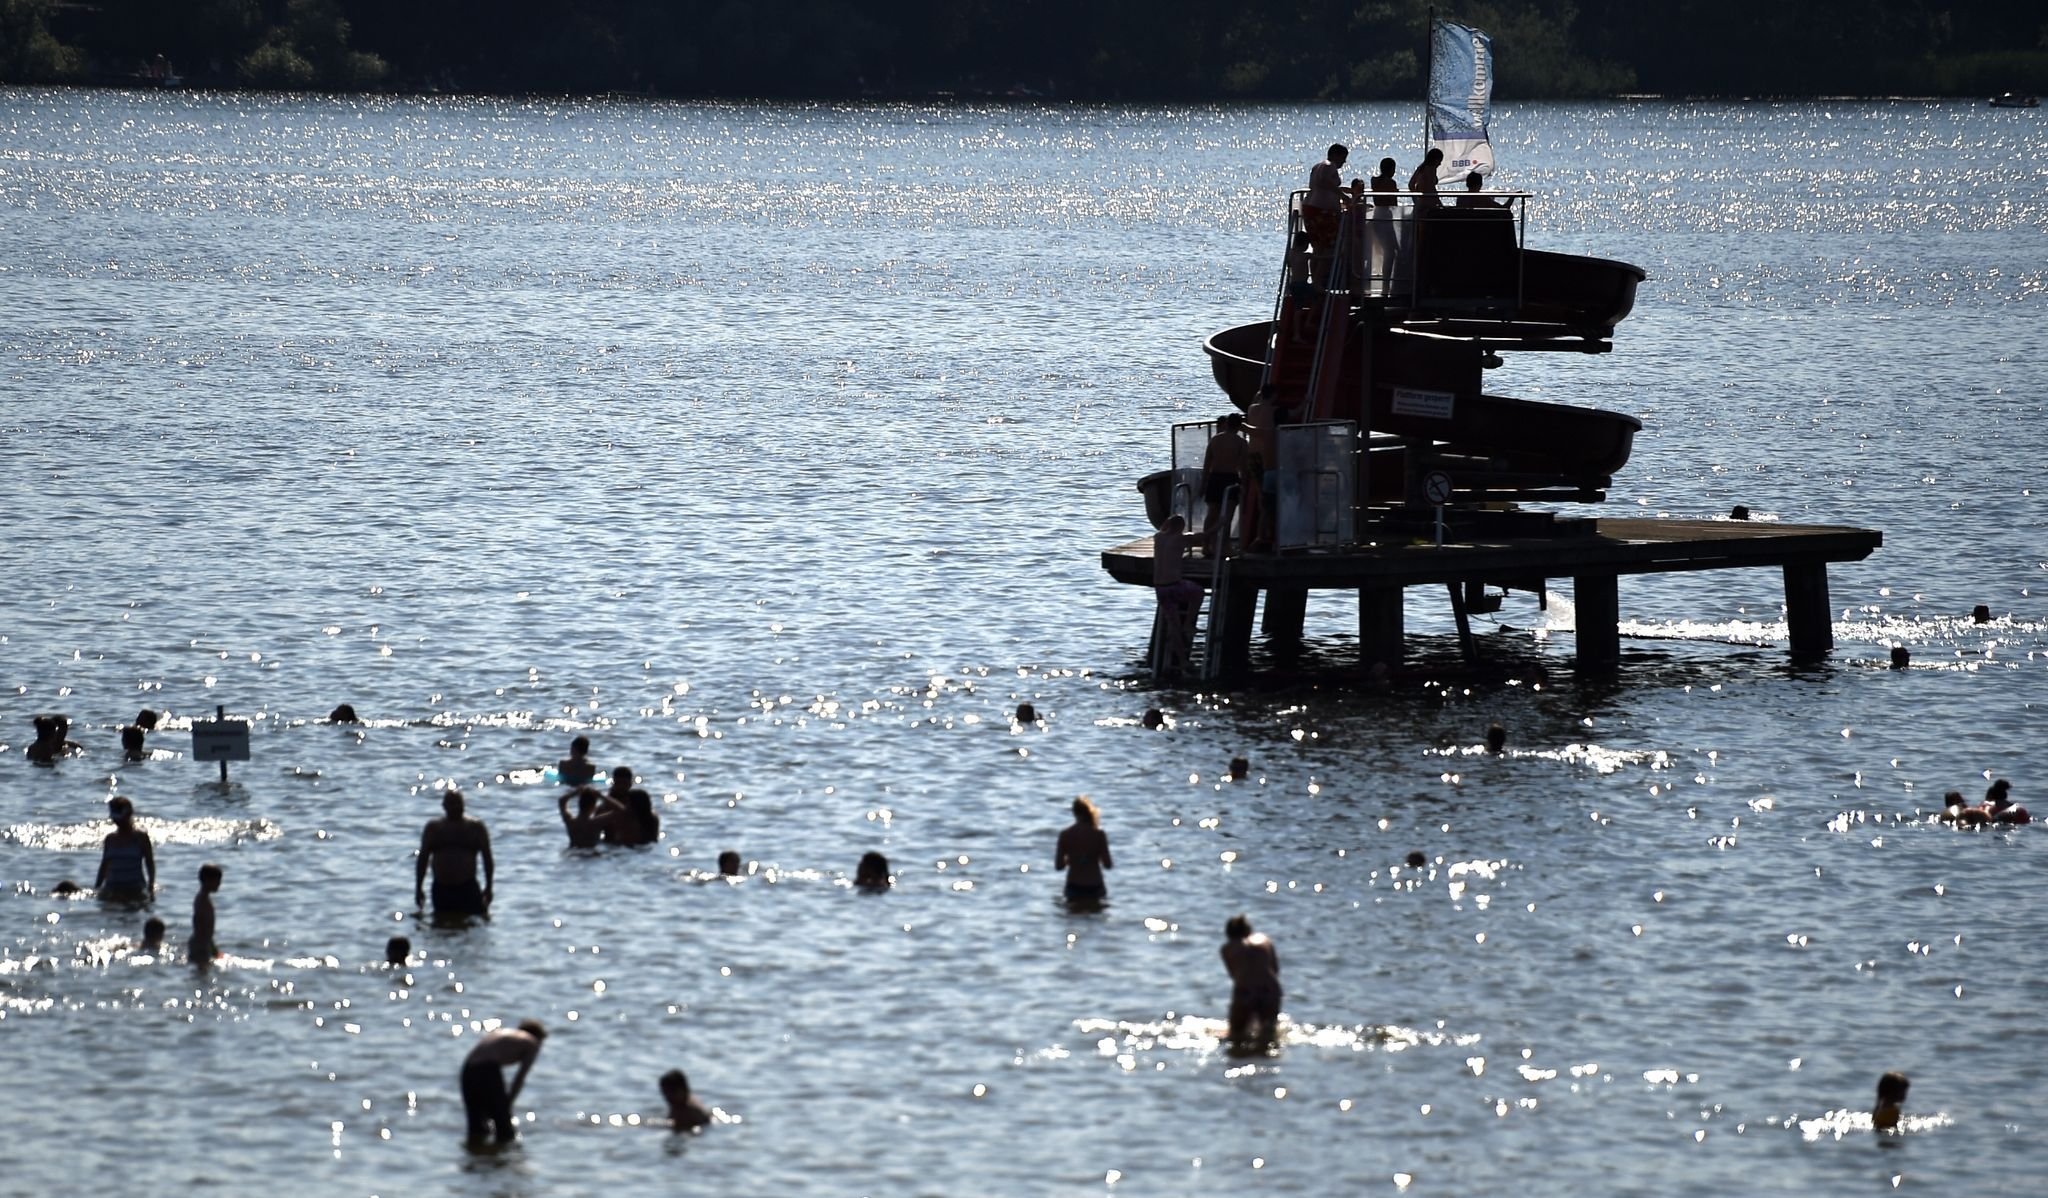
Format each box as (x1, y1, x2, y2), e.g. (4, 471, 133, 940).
(1, 91, 2044, 1195)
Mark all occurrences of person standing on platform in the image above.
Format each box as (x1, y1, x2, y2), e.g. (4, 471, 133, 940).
(415, 790, 494, 917)
(1407, 149, 1444, 208)
(1202, 414, 1250, 556)
(1302, 144, 1350, 285)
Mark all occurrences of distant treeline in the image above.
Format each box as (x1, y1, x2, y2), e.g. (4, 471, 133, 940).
(4, 0, 2045, 98)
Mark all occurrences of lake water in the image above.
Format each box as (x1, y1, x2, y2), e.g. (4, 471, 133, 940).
(1, 89, 2043, 1195)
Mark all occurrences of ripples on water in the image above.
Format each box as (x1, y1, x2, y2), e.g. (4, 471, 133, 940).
(0, 89, 2043, 1194)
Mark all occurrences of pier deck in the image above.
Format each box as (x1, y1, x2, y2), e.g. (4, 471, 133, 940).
(1102, 517, 1883, 676)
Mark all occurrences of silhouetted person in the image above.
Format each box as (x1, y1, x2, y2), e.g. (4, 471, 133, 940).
(191, 863, 223, 962)
(386, 935, 411, 966)
(139, 917, 165, 954)
(1055, 796, 1114, 904)
(1972, 605, 1991, 624)
(854, 851, 891, 890)
(415, 790, 493, 917)
(717, 850, 742, 877)
(329, 704, 360, 723)
(1985, 779, 2029, 824)
(1141, 708, 1165, 730)
(1221, 914, 1282, 1049)
(1227, 756, 1250, 781)
(95, 796, 155, 902)
(1889, 646, 1910, 668)
(660, 1068, 711, 1130)
(1872, 1071, 1909, 1133)
(462, 1020, 545, 1144)
(1406, 851, 1428, 868)
(120, 724, 147, 761)
(134, 709, 160, 731)
(1302, 143, 1349, 282)
(559, 787, 603, 849)
(556, 735, 597, 786)
(1485, 723, 1507, 754)
(1014, 702, 1038, 725)
(1729, 505, 1751, 521)
(1407, 148, 1444, 209)
(26, 713, 82, 765)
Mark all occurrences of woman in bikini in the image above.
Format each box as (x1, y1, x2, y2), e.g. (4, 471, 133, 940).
(1055, 796, 1114, 904)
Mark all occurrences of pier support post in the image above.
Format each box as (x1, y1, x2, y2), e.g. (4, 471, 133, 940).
(1783, 562, 1834, 657)
(1358, 587, 1404, 669)
(1211, 578, 1260, 680)
(1262, 586, 1307, 641)
(1573, 572, 1620, 673)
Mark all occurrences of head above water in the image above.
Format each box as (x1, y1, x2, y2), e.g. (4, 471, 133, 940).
(1014, 701, 1038, 724)
(660, 1068, 691, 1101)
(1875, 1071, 1909, 1104)
(142, 917, 165, 945)
(718, 850, 742, 876)
(328, 703, 359, 723)
(135, 709, 160, 731)
(121, 725, 146, 755)
(386, 935, 410, 965)
(855, 851, 891, 887)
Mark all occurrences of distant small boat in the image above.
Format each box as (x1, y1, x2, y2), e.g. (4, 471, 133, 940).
(1988, 93, 2038, 108)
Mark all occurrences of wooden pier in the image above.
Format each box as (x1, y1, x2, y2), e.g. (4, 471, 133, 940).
(1103, 517, 1883, 678)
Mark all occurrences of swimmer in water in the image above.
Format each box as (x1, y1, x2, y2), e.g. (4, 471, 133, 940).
(599, 789, 659, 847)
(1055, 796, 1114, 904)
(1872, 1070, 1909, 1132)
(1485, 722, 1506, 754)
(1227, 756, 1250, 781)
(134, 709, 160, 732)
(1014, 701, 1038, 725)
(386, 935, 411, 966)
(328, 704, 360, 724)
(1221, 914, 1283, 1050)
(556, 736, 597, 787)
(559, 787, 603, 849)
(95, 796, 156, 903)
(25, 713, 83, 765)
(191, 863, 222, 962)
(1981, 779, 2026, 823)
(139, 917, 165, 954)
(718, 850, 742, 877)
(854, 851, 891, 890)
(120, 724, 147, 761)
(659, 1068, 711, 1130)
(460, 1020, 546, 1144)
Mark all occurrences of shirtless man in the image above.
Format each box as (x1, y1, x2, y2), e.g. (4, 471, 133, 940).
(1302, 143, 1349, 284)
(1202, 414, 1251, 552)
(1221, 913, 1282, 1049)
(415, 790, 493, 916)
(460, 1020, 546, 1144)
(559, 787, 603, 849)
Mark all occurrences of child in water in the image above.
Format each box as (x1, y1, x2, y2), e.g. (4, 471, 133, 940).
(191, 863, 222, 962)
(660, 1069, 711, 1130)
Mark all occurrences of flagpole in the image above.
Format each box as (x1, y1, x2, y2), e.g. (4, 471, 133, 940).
(1421, 6, 1436, 162)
